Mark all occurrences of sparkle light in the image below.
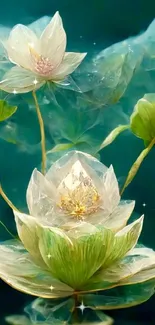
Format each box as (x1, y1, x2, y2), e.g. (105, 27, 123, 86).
(47, 253, 52, 259)
(33, 78, 38, 85)
(77, 301, 86, 314)
(13, 89, 17, 94)
(142, 203, 146, 207)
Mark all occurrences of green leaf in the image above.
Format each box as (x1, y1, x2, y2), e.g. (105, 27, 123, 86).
(6, 298, 75, 325)
(71, 309, 114, 324)
(29, 297, 75, 323)
(5, 315, 30, 325)
(0, 100, 17, 122)
(49, 143, 75, 153)
(5, 302, 114, 325)
(79, 279, 155, 310)
(100, 125, 129, 150)
(130, 96, 155, 142)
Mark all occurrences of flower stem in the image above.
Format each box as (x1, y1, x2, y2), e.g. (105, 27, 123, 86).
(32, 90, 46, 175)
(0, 221, 16, 239)
(120, 137, 155, 196)
(72, 294, 79, 322)
(0, 184, 19, 211)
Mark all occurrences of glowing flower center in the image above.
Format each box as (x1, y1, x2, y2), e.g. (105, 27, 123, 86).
(58, 183, 100, 220)
(35, 56, 54, 76)
(29, 47, 54, 77)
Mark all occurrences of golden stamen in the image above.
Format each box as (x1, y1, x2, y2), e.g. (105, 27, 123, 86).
(58, 180, 100, 220)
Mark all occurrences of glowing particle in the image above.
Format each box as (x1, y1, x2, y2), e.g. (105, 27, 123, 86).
(50, 285, 54, 290)
(47, 253, 52, 259)
(13, 89, 17, 94)
(93, 42, 96, 45)
(77, 301, 86, 314)
(33, 78, 38, 85)
(142, 203, 146, 207)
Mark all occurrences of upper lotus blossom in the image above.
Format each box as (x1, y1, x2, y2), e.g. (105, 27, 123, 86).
(0, 12, 86, 93)
(0, 151, 155, 306)
(26, 150, 135, 232)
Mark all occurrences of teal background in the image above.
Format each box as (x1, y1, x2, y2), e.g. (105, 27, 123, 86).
(1, 0, 155, 324)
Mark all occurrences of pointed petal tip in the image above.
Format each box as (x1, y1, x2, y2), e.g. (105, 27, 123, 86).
(138, 214, 144, 223)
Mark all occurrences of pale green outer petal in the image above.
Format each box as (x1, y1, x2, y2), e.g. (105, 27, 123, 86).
(81, 217, 144, 292)
(101, 216, 144, 268)
(103, 200, 135, 231)
(38, 225, 113, 289)
(102, 165, 120, 212)
(0, 239, 73, 298)
(93, 247, 155, 284)
(14, 210, 47, 268)
(115, 215, 144, 239)
(40, 11, 66, 68)
(26, 169, 56, 221)
(5, 24, 40, 69)
(0, 66, 45, 93)
(51, 52, 87, 80)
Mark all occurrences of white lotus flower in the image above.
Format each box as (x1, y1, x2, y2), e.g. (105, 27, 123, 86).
(1, 151, 155, 306)
(0, 12, 86, 93)
(26, 150, 136, 231)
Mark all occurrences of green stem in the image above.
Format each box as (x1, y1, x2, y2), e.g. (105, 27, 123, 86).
(32, 90, 46, 175)
(0, 221, 16, 239)
(72, 294, 79, 323)
(120, 137, 155, 195)
(0, 184, 19, 212)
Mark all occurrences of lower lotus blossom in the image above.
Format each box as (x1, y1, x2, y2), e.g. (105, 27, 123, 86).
(0, 12, 86, 93)
(0, 151, 155, 311)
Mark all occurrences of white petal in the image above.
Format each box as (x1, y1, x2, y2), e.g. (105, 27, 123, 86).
(45, 150, 107, 187)
(40, 11, 66, 68)
(102, 165, 120, 212)
(44, 151, 109, 227)
(0, 66, 45, 93)
(26, 169, 56, 222)
(28, 16, 51, 36)
(103, 200, 135, 231)
(6, 24, 40, 69)
(52, 52, 87, 80)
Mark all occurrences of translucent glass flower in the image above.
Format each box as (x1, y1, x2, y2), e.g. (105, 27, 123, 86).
(0, 12, 86, 93)
(0, 151, 155, 312)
